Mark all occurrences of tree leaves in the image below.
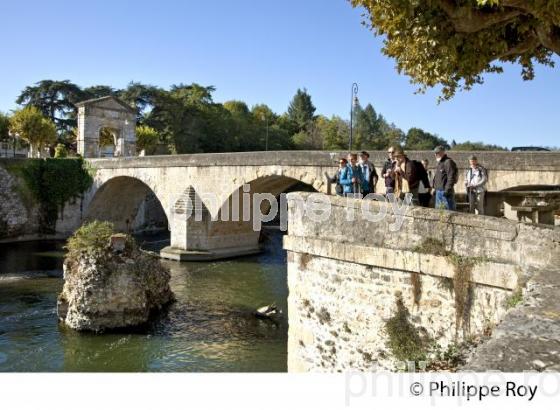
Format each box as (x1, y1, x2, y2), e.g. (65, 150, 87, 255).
(351, 0, 558, 100)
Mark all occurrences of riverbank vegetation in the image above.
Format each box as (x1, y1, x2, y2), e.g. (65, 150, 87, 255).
(7, 157, 93, 233)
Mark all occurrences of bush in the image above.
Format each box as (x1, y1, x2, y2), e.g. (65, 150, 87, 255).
(54, 143, 68, 158)
(66, 221, 115, 259)
(18, 157, 93, 232)
(385, 293, 427, 364)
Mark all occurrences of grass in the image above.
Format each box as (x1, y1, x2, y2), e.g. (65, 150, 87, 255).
(66, 221, 115, 260)
(413, 237, 450, 256)
(505, 288, 523, 309)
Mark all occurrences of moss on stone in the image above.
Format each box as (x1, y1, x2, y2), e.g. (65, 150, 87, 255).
(447, 254, 476, 337)
(411, 271, 422, 306)
(66, 221, 115, 260)
(413, 237, 450, 256)
(414, 238, 485, 338)
(385, 293, 427, 364)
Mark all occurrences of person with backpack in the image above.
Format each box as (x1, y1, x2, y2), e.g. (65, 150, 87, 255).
(393, 148, 429, 204)
(433, 146, 458, 210)
(465, 155, 488, 215)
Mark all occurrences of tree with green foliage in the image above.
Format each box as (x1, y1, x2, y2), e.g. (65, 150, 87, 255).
(287, 88, 316, 132)
(54, 143, 68, 158)
(352, 0, 560, 100)
(251, 104, 277, 124)
(118, 82, 160, 123)
(318, 115, 349, 150)
(18, 158, 93, 232)
(353, 103, 382, 149)
(0, 112, 10, 144)
(82, 85, 117, 99)
(223, 100, 250, 117)
(224, 101, 261, 150)
(384, 127, 407, 149)
(16, 80, 85, 133)
(451, 140, 507, 151)
(405, 127, 450, 150)
(9, 107, 57, 157)
(136, 125, 160, 155)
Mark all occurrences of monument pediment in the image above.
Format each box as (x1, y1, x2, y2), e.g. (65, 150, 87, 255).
(76, 96, 136, 114)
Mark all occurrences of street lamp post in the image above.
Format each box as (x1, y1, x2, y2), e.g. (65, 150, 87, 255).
(349, 82, 359, 151)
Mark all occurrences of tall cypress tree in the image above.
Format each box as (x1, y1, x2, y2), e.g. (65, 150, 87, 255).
(287, 88, 316, 132)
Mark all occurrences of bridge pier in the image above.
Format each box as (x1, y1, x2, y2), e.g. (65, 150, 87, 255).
(159, 187, 262, 261)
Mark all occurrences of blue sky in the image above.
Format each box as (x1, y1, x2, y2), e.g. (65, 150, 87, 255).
(0, 0, 558, 148)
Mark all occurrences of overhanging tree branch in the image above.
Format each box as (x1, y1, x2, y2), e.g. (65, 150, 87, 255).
(437, 0, 522, 33)
(536, 25, 560, 55)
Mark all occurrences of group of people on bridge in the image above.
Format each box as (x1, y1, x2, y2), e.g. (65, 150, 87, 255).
(329, 146, 488, 214)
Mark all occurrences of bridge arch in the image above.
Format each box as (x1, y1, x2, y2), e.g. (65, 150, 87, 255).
(85, 176, 168, 233)
(201, 174, 318, 255)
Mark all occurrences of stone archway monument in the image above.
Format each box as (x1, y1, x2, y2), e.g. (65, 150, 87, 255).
(76, 96, 136, 158)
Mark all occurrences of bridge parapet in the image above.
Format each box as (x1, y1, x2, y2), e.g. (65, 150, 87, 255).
(284, 193, 560, 371)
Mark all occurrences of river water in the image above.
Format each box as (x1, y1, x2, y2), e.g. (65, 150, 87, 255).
(0, 230, 288, 372)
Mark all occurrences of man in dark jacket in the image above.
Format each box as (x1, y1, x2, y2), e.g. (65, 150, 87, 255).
(381, 147, 397, 194)
(359, 151, 378, 196)
(433, 146, 458, 210)
(393, 149, 417, 199)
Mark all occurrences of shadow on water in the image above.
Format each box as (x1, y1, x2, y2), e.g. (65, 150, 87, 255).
(0, 229, 288, 372)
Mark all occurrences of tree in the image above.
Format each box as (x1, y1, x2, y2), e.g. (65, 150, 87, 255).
(0, 112, 10, 144)
(10, 107, 57, 157)
(251, 104, 277, 124)
(384, 127, 406, 149)
(54, 143, 68, 158)
(83, 85, 117, 99)
(16, 80, 85, 133)
(351, 1, 559, 100)
(287, 88, 316, 131)
(353, 103, 381, 149)
(136, 125, 160, 155)
(405, 128, 450, 150)
(223, 100, 250, 117)
(118, 82, 160, 123)
(319, 115, 349, 150)
(451, 140, 507, 151)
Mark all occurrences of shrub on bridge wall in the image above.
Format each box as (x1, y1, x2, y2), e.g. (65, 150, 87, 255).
(385, 292, 427, 364)
(16, 158, 93, 233)
(413, 238, 483, 338)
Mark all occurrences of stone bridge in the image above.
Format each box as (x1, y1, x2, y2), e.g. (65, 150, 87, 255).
(284, 192, 560, 371)
(80, 150, 560, 260)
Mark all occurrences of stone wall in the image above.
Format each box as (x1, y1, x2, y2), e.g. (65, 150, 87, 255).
(0, 161, 38, 238)
(0, 160, 87, 240)
(283, 193, 560, 371)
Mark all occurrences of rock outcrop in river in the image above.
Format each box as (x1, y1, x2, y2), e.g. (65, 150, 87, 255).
(57, 221, 174, 332)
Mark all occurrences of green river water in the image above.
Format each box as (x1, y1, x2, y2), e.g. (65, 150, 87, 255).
(0, 231, 288, 372)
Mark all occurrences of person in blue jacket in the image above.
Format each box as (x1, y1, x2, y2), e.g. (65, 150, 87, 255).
(340, 153, 363, 197)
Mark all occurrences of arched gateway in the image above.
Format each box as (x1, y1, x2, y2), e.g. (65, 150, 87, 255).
(76, 96, 137, 158)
